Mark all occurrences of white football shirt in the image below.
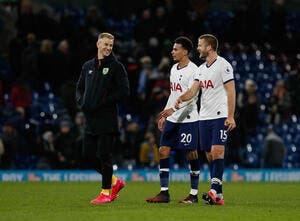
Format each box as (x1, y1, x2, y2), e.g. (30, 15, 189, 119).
(196, 56, 234, 120)
(165, 61, 199, 123)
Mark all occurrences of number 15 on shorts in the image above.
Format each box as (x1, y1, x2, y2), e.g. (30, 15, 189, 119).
(220, 130, 227, 141)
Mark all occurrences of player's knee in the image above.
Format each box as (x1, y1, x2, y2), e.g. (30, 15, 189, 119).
(187, 150, 198, 160)
(211, 146, 224, 159)
(205, 152, 213, 163)
(211, 149, 224, 159)
(159, 146, 170, 159)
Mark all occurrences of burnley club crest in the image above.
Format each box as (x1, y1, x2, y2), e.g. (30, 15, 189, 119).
(102, 68, 109, 75)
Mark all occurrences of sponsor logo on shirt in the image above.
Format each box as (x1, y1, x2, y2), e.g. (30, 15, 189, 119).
(200, 80, 214, 89)
(170, 82, 182, 92)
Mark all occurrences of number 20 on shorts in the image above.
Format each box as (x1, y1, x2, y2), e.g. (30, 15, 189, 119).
(180, 133, 192, 143)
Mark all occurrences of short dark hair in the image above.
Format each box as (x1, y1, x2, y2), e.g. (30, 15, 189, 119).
(199, 34, 218, 51)
(174, 36, 193, 53)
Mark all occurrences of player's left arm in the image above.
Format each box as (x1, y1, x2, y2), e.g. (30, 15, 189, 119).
(160, 97, 176, 119)
(224, 80, 236, 131)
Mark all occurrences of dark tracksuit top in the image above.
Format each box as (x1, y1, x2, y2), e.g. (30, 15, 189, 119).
(76, 53, 130, 134)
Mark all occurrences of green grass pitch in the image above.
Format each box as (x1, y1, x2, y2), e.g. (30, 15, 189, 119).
(1, 181, 300, 221)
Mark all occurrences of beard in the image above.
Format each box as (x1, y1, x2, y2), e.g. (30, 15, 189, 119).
(199, 51, 208, 59)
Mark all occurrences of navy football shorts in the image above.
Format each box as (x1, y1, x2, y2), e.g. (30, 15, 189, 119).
(199, 117, 228, 152)
(160, 120, 198, 150)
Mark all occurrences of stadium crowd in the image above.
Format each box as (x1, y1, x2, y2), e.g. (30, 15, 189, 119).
(0, 0, 299, 170)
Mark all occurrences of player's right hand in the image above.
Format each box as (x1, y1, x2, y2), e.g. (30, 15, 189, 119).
(225, 117, 236, 131)
(175, 97, 183, 109)
(158, 117, 166, 131)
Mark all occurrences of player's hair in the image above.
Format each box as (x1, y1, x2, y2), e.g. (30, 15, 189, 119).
(174, 36, 193, 53)
(199, 34, 218, 51)
(98, 32, 114, 40)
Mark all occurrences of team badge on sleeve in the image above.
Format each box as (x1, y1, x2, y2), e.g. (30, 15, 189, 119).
(102, 68, 109, 75)
(225, 66, 230, 74)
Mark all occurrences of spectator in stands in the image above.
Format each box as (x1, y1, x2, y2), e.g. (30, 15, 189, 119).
(21, 32, 39, 80)
(152, 6, 168, 42)
(134, 9, 155, 45)
(74, 112, 85, 141)
(237, 79, 260, 136)
(37, 39, 56, 90)
(54, 120, 77, 169)
(0, 122, 19, 169)
(149, 75, 170, 114)
(37, 130, 59, 169)
(137, 56, 160, 117)
(148, 56, 172, 114)
(10, 78, 32, 121)
(54, 39, 72, 86)
(145, 114, 161, 146)
(139, 132, 159, 168)
(17, 0, 36, 36)
(137, 56, 153, 100)
(263, 127, 286, 168)
(59, 80, 78, 118)
(268, 79, 291, 124)
(123, 120, 143, 167)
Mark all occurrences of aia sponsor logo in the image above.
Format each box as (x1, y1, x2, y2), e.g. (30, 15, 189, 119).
(170, 82, 182, 92)
(200, 80, 214, 89)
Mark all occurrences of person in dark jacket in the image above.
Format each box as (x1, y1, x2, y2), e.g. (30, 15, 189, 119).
(263, 128, 286, 168)
(76, 32, 129, 204)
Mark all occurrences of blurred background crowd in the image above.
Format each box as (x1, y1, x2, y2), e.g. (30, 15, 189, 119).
(0, 0, 299, 170)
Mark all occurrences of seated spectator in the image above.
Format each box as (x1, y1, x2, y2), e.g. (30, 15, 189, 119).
(139, 132, 159, 168)
(54, 120, 77, 169)
(37, 130, 59, 169)
(74, 112, 85, 141)
(263, 127, 286, 168)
